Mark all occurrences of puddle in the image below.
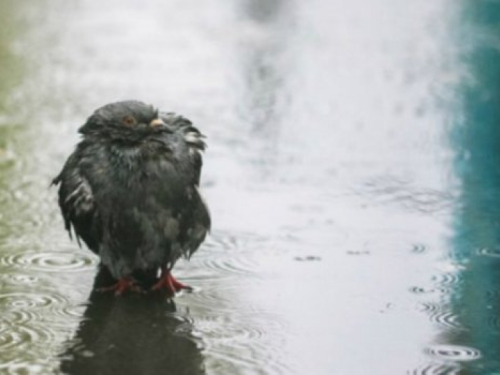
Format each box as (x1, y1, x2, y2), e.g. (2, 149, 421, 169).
(0, 0, 499, 374)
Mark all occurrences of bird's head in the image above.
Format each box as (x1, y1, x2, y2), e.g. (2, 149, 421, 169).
(79, 101, 169, 138)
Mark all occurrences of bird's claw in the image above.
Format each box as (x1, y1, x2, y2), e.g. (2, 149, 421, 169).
(97, 278, 143, 296)
(151, 271, 192, 295)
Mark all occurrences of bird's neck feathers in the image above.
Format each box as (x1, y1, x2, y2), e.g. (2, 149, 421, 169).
(79, 120, 167, 146)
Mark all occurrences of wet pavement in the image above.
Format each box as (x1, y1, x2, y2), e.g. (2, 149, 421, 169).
(0, 0, 500, 374)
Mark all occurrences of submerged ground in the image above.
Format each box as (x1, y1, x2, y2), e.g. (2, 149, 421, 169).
(0, 0, 499, 374)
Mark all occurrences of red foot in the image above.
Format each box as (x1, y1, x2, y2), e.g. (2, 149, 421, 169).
(98, 278, 142, 296)
(152, 271, 191, 294)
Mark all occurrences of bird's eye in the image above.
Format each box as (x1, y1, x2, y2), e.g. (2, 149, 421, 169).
(122, 115, 137, 126)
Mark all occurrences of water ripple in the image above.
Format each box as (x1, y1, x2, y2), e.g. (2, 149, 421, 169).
(0, 291, 74, 322)
(185, 286, 240, 314)
(207, 348, 289, 375)
(418, 302, 440, 314)
(198, 255, 258, 277)
(358, 177, 455, 214)
(424, 345, 481, 361)
(409, 286, 435, 295)
(476, 247, 500, 258)
(411, 243, 428, 254)
(197, 310, 288, 374)
(191, 232, 267, 283)
(418, 303, 463, 330)
(0, 289, 80, 363)
(0, 273, 39, 286)
(203, 231, 267, 253)
(3, 309, 38, 326)
(431, 272, 462, 291)
(408, 363, 460, 375)
(0, 251, 98, 272)
(8, 274, 39, 284)
(198, 314, 265, 343)
(0, 292, 62, 309)
(0, 320, 55, 353)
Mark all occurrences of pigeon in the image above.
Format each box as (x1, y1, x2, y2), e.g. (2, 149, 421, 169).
(52, 101, 211, 295)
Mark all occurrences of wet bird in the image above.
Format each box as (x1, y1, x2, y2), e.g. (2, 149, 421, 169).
(52, 101, 211, 295)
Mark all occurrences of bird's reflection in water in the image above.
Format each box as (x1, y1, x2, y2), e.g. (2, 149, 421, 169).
(60, 267, 205, 375)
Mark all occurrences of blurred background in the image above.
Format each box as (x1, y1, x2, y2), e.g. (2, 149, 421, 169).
(0, 0, 499, 374)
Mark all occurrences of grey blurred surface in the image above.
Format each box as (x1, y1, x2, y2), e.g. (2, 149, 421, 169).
(0, 0, 499, 374)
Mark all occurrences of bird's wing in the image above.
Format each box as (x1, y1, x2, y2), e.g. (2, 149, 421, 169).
(159, 112, 210, 258)
(160, 112, 206, 186)
(52, 152, 101, 252)
(184, 185, 211, 259)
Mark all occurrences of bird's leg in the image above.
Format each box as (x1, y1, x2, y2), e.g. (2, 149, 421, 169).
(97, 278, 142, 296)
(152, 269, 192, 294)
(169, 273, 190, 291)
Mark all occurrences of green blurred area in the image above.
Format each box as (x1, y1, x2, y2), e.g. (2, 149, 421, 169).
(0, 1, 25, 116)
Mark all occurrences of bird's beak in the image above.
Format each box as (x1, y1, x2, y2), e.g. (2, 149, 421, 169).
(149, 118, 165, 128)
